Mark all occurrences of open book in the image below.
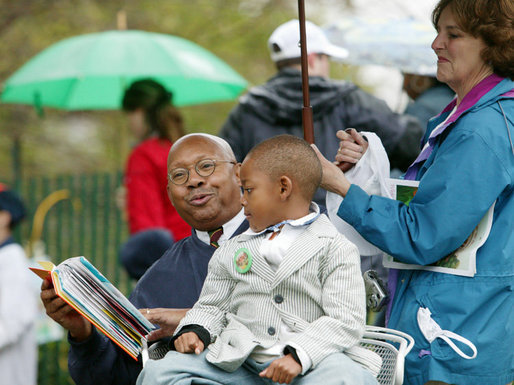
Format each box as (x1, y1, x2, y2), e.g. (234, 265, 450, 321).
(382, 178, 494, 277)
(30, 256, 155, 360)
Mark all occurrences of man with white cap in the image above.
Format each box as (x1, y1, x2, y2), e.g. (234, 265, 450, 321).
(268, 19, 349, 72)
(220, 19, 424, 207)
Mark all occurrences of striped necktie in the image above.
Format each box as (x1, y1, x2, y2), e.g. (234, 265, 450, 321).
(208, 227, 223, 248)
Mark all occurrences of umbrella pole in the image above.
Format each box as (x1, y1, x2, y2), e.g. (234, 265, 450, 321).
(298, 0, 314, 144)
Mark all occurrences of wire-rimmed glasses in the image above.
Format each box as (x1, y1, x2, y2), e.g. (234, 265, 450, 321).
(168, 159, 236, 185)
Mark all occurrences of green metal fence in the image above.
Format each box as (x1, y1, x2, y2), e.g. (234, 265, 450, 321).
(16, 171, 133, 385)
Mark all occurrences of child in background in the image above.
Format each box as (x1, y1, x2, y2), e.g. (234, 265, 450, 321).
(137, 135, 378, 385)
(0, 184, 38, 385)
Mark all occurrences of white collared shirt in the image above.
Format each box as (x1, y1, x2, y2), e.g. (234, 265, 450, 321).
(195, 209, 246, 247)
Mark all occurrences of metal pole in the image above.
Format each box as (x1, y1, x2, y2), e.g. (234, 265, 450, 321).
(298, 0, 314, 144)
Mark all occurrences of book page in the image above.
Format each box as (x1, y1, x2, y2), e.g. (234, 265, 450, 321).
(29, 260, 56, 279)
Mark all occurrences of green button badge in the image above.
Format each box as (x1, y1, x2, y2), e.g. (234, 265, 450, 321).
(234, 248, 252, 273)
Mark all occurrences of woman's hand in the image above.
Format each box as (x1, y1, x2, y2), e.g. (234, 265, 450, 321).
(141, 308, 189, 341)
(311, 144, 352, 197)
(335, 128, 369, 172)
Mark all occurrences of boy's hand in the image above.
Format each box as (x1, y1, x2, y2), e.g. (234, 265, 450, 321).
(259, 354, 302, 384)
(173, 332, 204, 354)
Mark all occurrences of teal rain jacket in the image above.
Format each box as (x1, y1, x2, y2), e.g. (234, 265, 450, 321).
(338, 78, 514, 385)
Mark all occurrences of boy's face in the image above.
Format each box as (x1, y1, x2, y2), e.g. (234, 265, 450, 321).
(239, 158, 283, 232)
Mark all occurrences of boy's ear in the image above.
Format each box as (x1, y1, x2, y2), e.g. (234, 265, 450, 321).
(279, 176, 293, 201)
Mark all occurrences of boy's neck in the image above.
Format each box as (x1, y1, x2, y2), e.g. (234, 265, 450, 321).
(274, 200, 312, 224)
(264, 201, 315, 235)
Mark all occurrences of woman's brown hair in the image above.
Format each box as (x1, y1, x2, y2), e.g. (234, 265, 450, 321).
(432, 0, 514, 80)
(122, 78, 185, 142)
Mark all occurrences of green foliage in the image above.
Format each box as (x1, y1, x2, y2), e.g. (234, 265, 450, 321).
(0, 0, 301, 182)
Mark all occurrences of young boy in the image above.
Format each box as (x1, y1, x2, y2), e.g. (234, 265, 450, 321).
(138, 135, 378, 385)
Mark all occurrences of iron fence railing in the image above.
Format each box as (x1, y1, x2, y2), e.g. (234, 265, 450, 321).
(16, 171, 133, 385)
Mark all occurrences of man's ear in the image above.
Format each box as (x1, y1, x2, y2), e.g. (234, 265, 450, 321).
(166, 183, 176, 207)
(279, 176, 293, 201)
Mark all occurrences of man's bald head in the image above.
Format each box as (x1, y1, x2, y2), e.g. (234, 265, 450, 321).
(169, 133, 236, 164)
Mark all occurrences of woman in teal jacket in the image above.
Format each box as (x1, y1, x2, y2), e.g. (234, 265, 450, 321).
(313, 0, 513, 384)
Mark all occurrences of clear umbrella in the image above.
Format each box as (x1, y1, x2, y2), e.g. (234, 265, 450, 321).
(324, 17, 437, 76)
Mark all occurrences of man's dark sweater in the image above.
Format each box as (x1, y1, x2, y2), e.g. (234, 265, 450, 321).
(68, 220, 249, 385)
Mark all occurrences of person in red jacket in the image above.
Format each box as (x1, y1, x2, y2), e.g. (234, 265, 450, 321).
(120, 79, 191, 279)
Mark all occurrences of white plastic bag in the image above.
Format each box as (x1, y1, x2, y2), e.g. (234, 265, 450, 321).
(326, 132, 392, 256)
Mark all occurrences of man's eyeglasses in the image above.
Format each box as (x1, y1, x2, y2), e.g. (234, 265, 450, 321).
(168, 159, 236, 185)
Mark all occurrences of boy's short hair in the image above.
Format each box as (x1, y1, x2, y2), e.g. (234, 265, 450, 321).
(246, 135, 322, 201)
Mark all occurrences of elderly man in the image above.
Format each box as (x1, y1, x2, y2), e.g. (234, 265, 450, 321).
(40, 134, 248, 385)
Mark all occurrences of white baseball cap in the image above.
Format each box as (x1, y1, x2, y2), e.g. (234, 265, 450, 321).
(268, 19, 349, 62)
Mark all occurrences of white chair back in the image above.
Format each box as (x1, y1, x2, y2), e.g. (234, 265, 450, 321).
(360, 326, 414, 385)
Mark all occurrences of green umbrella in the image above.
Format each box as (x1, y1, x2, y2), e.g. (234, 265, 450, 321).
(0, 30, 248, 110)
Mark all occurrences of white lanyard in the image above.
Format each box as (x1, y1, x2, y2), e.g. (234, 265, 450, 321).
(417, 307, 477, 360)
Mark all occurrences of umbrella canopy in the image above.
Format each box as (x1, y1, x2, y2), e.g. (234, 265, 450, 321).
(0, 30, 248, 110)
(324, 17, 437, 76)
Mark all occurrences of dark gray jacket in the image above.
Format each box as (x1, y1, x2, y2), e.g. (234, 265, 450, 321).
(219, 68, 423, 205)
